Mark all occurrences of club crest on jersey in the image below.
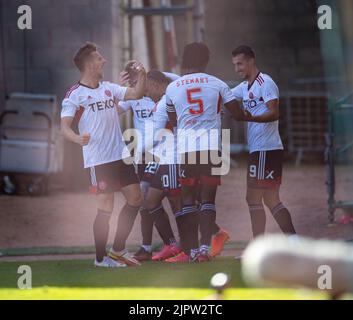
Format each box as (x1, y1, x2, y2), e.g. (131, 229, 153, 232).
(105, 90, 112, 97)
(249, 92, 254, 99)
(87, 95, 93, 100)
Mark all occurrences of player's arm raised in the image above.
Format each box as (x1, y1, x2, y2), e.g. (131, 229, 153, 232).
(124, 62, 146, 101)
(61, 117, 90, 146)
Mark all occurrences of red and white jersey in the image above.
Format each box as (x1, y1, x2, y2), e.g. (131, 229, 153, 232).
(61, 81, 129, 168)
(232, 72, 283, 153)
(163, 72, 180, 82)
(166, 72, 234, 153)
(118, 96, 156, 155)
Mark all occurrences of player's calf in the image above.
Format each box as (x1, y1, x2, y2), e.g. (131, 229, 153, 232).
(268, 202, 296, 235)
(93, 209, 112, 263)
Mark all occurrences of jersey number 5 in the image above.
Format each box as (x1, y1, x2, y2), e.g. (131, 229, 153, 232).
(187, 88, 204, 115)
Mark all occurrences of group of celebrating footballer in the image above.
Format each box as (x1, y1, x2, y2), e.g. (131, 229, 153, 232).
(61, 41, 296, 268)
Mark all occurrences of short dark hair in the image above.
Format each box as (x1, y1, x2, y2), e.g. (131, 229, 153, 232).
(147, 70, 171, 85)
(124, 60, 137, 74)
(181, 42, 210, 69)
(232, 45, 255, 59)
(73, 42, 97, 71)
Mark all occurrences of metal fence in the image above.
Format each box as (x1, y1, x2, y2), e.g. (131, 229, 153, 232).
(282, 90, 328, 165)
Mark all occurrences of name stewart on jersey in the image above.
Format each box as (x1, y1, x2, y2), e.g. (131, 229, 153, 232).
(175, 76, 209, 87)
(166, 72, 234, 154)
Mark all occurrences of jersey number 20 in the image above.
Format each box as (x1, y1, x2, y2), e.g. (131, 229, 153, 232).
(187, 88, 204, 115)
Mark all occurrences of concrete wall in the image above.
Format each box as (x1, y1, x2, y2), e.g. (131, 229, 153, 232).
(0, 0, 124, 189)
(0, 0, 326, 189)
(1, 0, 124, 98)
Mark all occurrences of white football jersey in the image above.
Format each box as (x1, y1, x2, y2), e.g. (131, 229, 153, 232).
(232, 72, 283, 153)
(61, 81, 129, 168)
(166, 73, 234, 153)
(152, 95, 177, 164)
(163, 72, 180, 82)
(118, 96, 156, 156)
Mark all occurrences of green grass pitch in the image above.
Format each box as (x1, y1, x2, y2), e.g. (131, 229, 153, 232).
(0, 257, 343, 300)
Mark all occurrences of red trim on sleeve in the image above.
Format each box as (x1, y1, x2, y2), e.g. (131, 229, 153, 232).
(255, 75, 264, 86)
(65, 83, 80, 98)
(73, 106, 85, 125)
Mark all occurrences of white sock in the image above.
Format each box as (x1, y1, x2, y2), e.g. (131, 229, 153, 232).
(142, 245, 152, 253)
(199, 245, 210, 253)
(287, 234, 301, 245)
(190, 248, 199, 259)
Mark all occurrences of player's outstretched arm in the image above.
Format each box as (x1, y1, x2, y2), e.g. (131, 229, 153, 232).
(224, 99, 251, 121)
(249, 99, 279, 123)
(124, 62, 146, 101)
(61, 117, 90, 146)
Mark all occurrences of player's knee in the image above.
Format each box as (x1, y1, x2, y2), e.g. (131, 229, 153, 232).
(246, 188, 263, 206)
(127, 192, 143, 207)
(263, 195, 279, 211)
(246, 194, 256, 206)
(145, 199, 160, 211)
(97, 194, 114, 212)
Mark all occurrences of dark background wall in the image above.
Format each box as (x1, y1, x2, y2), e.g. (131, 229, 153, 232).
(172, 0, 324, 86)
(0, 0, 124, 189)
(170, 0, 325, 150)
(0, 0, 123, 98)
(0, 0, 325, 189)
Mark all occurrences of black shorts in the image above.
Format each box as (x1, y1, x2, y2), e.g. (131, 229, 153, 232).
(137, 161, 159, 183)
(150, 164, 181, 196)
(88, 159, 139, 194)
(247, 150, 283, 189)
(179, 150, 222, 186)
